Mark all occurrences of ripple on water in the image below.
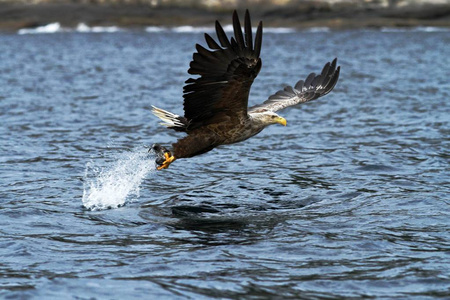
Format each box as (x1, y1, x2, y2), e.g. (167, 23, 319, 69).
(0, 30, 449, 299)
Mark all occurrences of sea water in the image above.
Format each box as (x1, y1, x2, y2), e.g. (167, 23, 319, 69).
(0, 27, 449, 299)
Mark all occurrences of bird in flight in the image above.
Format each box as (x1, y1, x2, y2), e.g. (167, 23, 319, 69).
(151, 10, 340, 170)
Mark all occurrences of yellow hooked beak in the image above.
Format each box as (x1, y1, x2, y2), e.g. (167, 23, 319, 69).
(276, 117, 287, 126)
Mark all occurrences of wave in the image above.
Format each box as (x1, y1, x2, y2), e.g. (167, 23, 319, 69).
(17, 22, 298, 35)
(173, 26, 215, 33)
(144, 26, 169, 33)
(145, 24, 297, 34)
(145, 25, 215, 33)
(381, 26, 450, 32)
(16, 23, 331, 35)
(304, 27, 330, 33)
(18, 22, 64, 35)
(19, 23, 447, 35)
(76, 23, 122, 33)
(17, 22, 123, 34)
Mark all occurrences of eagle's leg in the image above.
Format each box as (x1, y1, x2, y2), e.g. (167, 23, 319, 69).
(151, 144, 176, 170)
(157, 152, 175, 170)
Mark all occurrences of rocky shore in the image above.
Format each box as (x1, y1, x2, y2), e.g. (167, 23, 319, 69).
(1, 0, 449, 32)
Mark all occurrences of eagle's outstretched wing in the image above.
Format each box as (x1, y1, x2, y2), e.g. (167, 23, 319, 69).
(183, 10, 262, 128)
(249, 58, 340, 113)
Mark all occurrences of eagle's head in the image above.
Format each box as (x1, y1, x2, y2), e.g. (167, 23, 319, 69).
(251, 111, 287, 127)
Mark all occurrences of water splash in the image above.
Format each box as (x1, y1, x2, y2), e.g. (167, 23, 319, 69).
(82, 148, 155, 210)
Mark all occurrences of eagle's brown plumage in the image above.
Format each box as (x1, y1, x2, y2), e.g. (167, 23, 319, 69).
(151, 10, 340, 170)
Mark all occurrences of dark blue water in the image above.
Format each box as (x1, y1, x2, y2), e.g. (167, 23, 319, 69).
(1, 28, 449, 299)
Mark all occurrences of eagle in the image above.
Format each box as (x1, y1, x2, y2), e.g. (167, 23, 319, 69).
(151, 10, 340, 170)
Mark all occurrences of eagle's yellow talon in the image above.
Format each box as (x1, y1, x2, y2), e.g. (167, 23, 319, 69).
(156, 153, 175, 170)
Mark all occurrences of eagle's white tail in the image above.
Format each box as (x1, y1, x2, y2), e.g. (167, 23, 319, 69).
(151, 106, 186, 129)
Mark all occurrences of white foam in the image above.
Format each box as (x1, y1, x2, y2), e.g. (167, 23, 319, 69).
(222, 24, 234, 33)
(145, 26, 168, 33)
(413, 26, 450, 32)
(173, 26, 215, 33)
(381, 26, 450, 33)
(17, 21, 297, 36)
(82, 148, 155, 210)
(223, 24, 296, 34)
(76, 23, 122, 33)
(145, 25, 216, 33)
(18, 22, 63, 35)
(144, 25, 297, 34)
(265, 27, 296, 33)
(18, 23, 298, 35)
(380, 27, 409, 32)
(304, 27, 330, 33)
(18, 23, 123, 34)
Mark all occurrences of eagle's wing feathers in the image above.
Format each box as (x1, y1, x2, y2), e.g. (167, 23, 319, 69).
(250, 58, 340, 113)
(183, 10, 262, 127)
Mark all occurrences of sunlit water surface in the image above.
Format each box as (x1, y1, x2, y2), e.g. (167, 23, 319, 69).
(1, 29, 449, 298)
